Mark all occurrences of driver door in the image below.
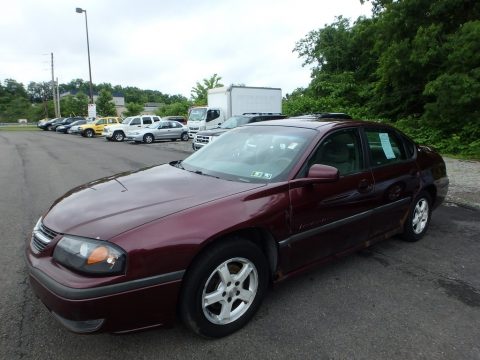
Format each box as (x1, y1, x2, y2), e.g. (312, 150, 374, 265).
(286, 128, 376, 271)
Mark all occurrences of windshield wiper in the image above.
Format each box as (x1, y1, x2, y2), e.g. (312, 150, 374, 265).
(171, 160, 185, 170)
(192, 170, 220, 179)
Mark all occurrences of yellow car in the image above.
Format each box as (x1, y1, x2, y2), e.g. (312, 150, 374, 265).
(79, 117, 122, 138)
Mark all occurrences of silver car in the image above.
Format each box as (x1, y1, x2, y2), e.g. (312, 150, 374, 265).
(125, 120, 189, 144)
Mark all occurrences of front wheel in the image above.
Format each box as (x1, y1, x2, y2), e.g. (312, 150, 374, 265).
(181, 132, 189, 141)
(401, 191, 432, 242)
(143, 134, 154, 144)
(180, 238, 269, 338)
(85, 129, 94, 138)
(113, 131, 125, 142)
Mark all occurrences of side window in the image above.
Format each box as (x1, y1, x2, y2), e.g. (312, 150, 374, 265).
(308, 129, 364, 176)
(365, 129, 407, 166)
(206, 110, 220, 122)
(108, 118, 116, 124)
(96, 119, 106, 125)
(401, 134, 416, 158)
(143, 117, 152, 125)
(130, 118, 141, 126)
(152, 116, 160, 122)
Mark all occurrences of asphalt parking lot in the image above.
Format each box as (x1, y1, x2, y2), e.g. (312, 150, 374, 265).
(1, 131, 479, 360)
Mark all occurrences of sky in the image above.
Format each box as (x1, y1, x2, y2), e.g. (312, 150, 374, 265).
(0, 0, 372, 98)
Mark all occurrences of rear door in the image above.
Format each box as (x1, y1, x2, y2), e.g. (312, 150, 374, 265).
(363, 127, 420, 237)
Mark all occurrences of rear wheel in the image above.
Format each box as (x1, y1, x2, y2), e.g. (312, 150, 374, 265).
(401, 191, 432, 242)
(180, 238, 269, 338)
(85, 129, 94, 138)
(143, 134, 154, 144)
(181, 132, 189, 141)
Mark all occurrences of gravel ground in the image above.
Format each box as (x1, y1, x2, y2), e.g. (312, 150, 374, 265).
(443, 157, 480, 209)
(162, 141, 480, 209)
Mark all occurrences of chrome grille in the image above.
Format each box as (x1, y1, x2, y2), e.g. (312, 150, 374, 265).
(31, 222, 60, 254)
(196, 135, 210, 144)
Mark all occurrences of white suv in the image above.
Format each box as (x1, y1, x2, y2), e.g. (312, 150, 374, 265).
(103, 115, 161, 142)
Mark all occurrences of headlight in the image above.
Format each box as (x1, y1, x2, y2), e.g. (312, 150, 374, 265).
(53, 235, 126, 276)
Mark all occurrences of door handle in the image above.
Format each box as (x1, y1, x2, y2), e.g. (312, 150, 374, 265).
(358, 179, 373, 193)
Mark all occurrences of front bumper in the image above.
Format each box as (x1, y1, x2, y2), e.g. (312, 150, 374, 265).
(26, 253, 183, 333)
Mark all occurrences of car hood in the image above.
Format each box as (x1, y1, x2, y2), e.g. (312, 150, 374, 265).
(197, 128, 230, 136)
(105, 124, 126, 129)
(43, 163, 264, 240)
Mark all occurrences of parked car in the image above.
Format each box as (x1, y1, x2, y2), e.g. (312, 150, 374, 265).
(26, 118, 448, 337)
(68, 121, 90, 135)
(37, 118, 49, 128)
(38, 118, 64, 131)
(192, 113, 286, 150)
(79, 117, 122, 138)
(103, 115, 161, 142)
(125, 120, 189, 143)
(56, 119, 87, 134)
(53, 117, 85, 132)
(163, 115, 187, 125)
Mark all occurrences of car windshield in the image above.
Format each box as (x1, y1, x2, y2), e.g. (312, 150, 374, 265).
(220, 116, 250, 129)
(70, 120, 82, 126)
(182, 126, 315, 183)
(188, 108, 207, 122)
(122, 117, 133, 124)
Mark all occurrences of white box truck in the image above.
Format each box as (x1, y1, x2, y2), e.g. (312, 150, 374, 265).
(187, 85, 282, 137)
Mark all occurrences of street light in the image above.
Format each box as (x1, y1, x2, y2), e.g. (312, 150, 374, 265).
(76, 7, 94, 104)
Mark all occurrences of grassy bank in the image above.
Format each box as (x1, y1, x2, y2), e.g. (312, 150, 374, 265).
(0, 125, 40, 131)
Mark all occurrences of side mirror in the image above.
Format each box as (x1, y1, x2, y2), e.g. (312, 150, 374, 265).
(307, 164, 339, 182)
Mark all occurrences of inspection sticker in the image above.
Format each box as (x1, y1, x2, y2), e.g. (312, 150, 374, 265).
(251, 171, 272, 179)
(379, 133, 396, 159)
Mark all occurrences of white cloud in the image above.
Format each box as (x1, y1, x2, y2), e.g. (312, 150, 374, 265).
(0, 0, 371, 97)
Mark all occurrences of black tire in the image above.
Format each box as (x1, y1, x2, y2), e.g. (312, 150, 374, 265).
(85, 129, 94, 138)
(401, 191, 432, 242)
(181, 132, 189, 141)
(143, 134, 154, 144)
(179, 238, 269, 338)
(113, 131, 125, 142)
(47, 124, 53, 131)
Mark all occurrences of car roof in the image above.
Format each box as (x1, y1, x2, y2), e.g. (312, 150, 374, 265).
(245, 117, 385, 132)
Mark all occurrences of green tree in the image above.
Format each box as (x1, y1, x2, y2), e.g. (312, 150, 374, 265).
(95, 89, 117, 116)
(290, 0, 480, 156)
(123, 102, 144, 117)
(190, 74, 223, 105)
(155, 100, 191, 117)
(61, 92, 89, 117)
(0, 79, 32, 121)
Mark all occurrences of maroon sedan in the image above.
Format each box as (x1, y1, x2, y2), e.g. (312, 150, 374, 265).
(26, 119, 448, 337)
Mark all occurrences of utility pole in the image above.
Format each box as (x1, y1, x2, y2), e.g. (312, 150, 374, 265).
(56, 77, 61, 117)
(51, 53, 58, 117)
